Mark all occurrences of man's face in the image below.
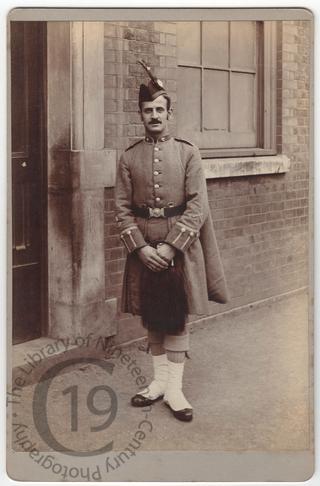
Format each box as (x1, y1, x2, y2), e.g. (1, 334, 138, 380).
(140, 96, 172, 137)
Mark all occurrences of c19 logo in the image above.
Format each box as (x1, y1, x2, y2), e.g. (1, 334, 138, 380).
(32, 358, 118, 457)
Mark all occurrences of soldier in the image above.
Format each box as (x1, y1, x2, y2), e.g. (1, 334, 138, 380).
(115, 60, 229, 422)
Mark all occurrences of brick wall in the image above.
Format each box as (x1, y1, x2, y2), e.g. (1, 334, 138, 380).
(104, 21, 177, 157)
(208, 21, 310, 310)
(103, 21, 311, 343)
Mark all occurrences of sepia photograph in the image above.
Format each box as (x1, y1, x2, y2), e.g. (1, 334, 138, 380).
(6, 7, 314, 482)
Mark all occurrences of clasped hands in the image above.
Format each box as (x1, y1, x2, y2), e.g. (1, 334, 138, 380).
(137, 243, 176, 272)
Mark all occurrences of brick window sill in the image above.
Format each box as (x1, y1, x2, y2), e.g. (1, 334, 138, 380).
(203, 155, 290, 179)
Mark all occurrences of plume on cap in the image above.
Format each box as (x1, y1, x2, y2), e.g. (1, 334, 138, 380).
(138, 59, 167, 104)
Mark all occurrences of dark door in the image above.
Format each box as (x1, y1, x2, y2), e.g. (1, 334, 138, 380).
(11, 22, 47, 344)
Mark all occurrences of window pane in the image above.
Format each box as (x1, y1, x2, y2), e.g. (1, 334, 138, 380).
(202, 22, 229, 68)
(177, 67, 201, 134)
(203, 69, 228, 130)
(230, 72, 255, 133)
(230, 21, 256, 70)
(177, 22, 200, 65)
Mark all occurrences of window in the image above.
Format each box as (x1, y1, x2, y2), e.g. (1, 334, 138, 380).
(176, 21, 277, 158)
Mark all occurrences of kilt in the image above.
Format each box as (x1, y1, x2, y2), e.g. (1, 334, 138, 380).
(121, 215, 212, 317)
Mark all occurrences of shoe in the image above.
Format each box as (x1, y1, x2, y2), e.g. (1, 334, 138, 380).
(130, 354, 168, 408)
(163, 360, 193, 422)
(164, 401, 193, 422)
(131, 393, 164, 407)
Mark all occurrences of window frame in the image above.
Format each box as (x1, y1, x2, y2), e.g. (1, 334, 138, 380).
(176, 21, 277, 159)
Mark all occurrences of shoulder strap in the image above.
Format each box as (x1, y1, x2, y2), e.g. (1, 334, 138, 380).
(125, 139, 143, 152)
(174, 137, 194, 147)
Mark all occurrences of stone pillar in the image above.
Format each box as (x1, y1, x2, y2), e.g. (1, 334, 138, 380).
(47, 22, 117, 339)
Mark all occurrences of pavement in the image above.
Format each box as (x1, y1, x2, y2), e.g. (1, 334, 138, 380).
(10, 290, 311, 454)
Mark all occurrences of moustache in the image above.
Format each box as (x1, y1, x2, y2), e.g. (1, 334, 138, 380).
(150, 121, 162, 125)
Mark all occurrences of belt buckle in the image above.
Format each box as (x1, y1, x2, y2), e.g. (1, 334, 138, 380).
(148, 207, 165, 218)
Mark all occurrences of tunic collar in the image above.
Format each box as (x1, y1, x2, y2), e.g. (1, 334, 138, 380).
(145, 134, 171, 144)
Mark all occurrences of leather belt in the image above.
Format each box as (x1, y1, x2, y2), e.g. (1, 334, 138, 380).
(132, 203, 186, 219)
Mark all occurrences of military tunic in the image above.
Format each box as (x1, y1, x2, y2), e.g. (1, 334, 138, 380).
(115, 135, 229, 317)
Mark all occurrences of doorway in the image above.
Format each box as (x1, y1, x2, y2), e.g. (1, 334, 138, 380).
(11, 22, 47, 344)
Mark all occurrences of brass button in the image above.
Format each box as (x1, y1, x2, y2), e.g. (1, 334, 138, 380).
(181, 227, 186, 233)
(127, 230, 132, 235)
(190, 231, 194, 237)
(154, 184, 160, 189)
(154, 147, 159, 151)
(154, 171, 159, 176)
(154, 158, 159, 162)
(155, 197, 161, 202)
